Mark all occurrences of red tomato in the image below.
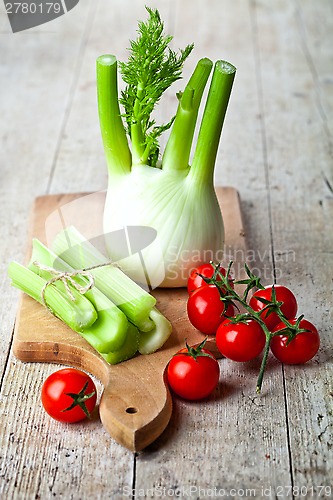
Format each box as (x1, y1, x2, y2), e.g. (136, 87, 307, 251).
(249, 285, 298, 330)
(167, 347, 220, 400)
(41, 368, 97, 423)
(187, 284, 234, 335)
(270, 318, 320, 364)
(216, 320, 266, 362)
(187, 263, 233, 295)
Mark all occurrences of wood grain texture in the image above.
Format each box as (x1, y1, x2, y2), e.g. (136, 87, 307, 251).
(0, 0, 332, 497)
(134, 0, 293, 494)
(0, 0, 93, 376)
(0, 2, 134, 497)
(254, 0, 333, 488)
(12, 187, 246, 452)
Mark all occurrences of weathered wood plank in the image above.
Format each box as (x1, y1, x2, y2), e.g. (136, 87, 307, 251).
(133, 0, 293, 496)
(254, 0, 333, 491)
(0, 359, 134, 499)
(0, 0, 332, 497)
(294, 0, 333, 190)
(0, 0, 93, 376)
(0, 1, 134, 498)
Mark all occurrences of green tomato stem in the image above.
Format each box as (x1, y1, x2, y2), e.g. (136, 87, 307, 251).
(256, 335, 272, 394)
(212, 262, 275, 393)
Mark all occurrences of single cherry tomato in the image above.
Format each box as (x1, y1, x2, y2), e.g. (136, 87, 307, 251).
(270, 318, 320, 364)
(167, 341, 220, 400)
(187, 284, 234, 335)
(41, 368, 97, 423)
(187, 263, 234, 295)
(249, 285, 298, 330)
(216, 320, 266, 362)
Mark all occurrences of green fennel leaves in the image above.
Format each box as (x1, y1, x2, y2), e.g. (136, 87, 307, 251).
(119, 7, 194, 166)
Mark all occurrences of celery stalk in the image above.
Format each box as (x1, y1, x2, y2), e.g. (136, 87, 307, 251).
(138, 307, 172, 354)
(52, 226, 157, 332)
(8, 262, 97, 332)
(101, 322, 139, 364)
(28, 239, 129, 353)
(79, 309, 130, 355)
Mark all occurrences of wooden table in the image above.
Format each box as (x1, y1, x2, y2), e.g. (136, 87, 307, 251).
(1, 0, 332, 498)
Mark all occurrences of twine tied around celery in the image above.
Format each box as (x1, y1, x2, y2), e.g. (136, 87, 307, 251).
(33, 260, 118, 313)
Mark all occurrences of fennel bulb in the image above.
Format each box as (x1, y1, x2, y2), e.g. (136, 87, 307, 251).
(104, 167, 224, 287)
(97, 8, 235, 287)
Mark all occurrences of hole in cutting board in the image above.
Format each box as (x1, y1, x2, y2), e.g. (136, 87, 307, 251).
(126, 407, 138, 414)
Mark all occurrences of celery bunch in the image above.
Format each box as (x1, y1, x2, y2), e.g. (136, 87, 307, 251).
(8, 229, 172, 364)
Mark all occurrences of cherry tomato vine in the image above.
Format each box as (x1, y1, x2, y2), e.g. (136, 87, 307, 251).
(188, 261, 320, 394)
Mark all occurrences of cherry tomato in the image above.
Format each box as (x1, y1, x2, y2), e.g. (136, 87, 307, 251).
(187, 263, 234, 295)
(216, 320, 266, 362)
(187, 284, 234, 335)
(167, 346, 220, 400)
(41, 368, 97, 423)
(249, 285, 298, 330)
(270, 318, 320, 364)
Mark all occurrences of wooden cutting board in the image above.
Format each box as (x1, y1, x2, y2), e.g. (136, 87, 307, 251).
(12, 187, 247, 452)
